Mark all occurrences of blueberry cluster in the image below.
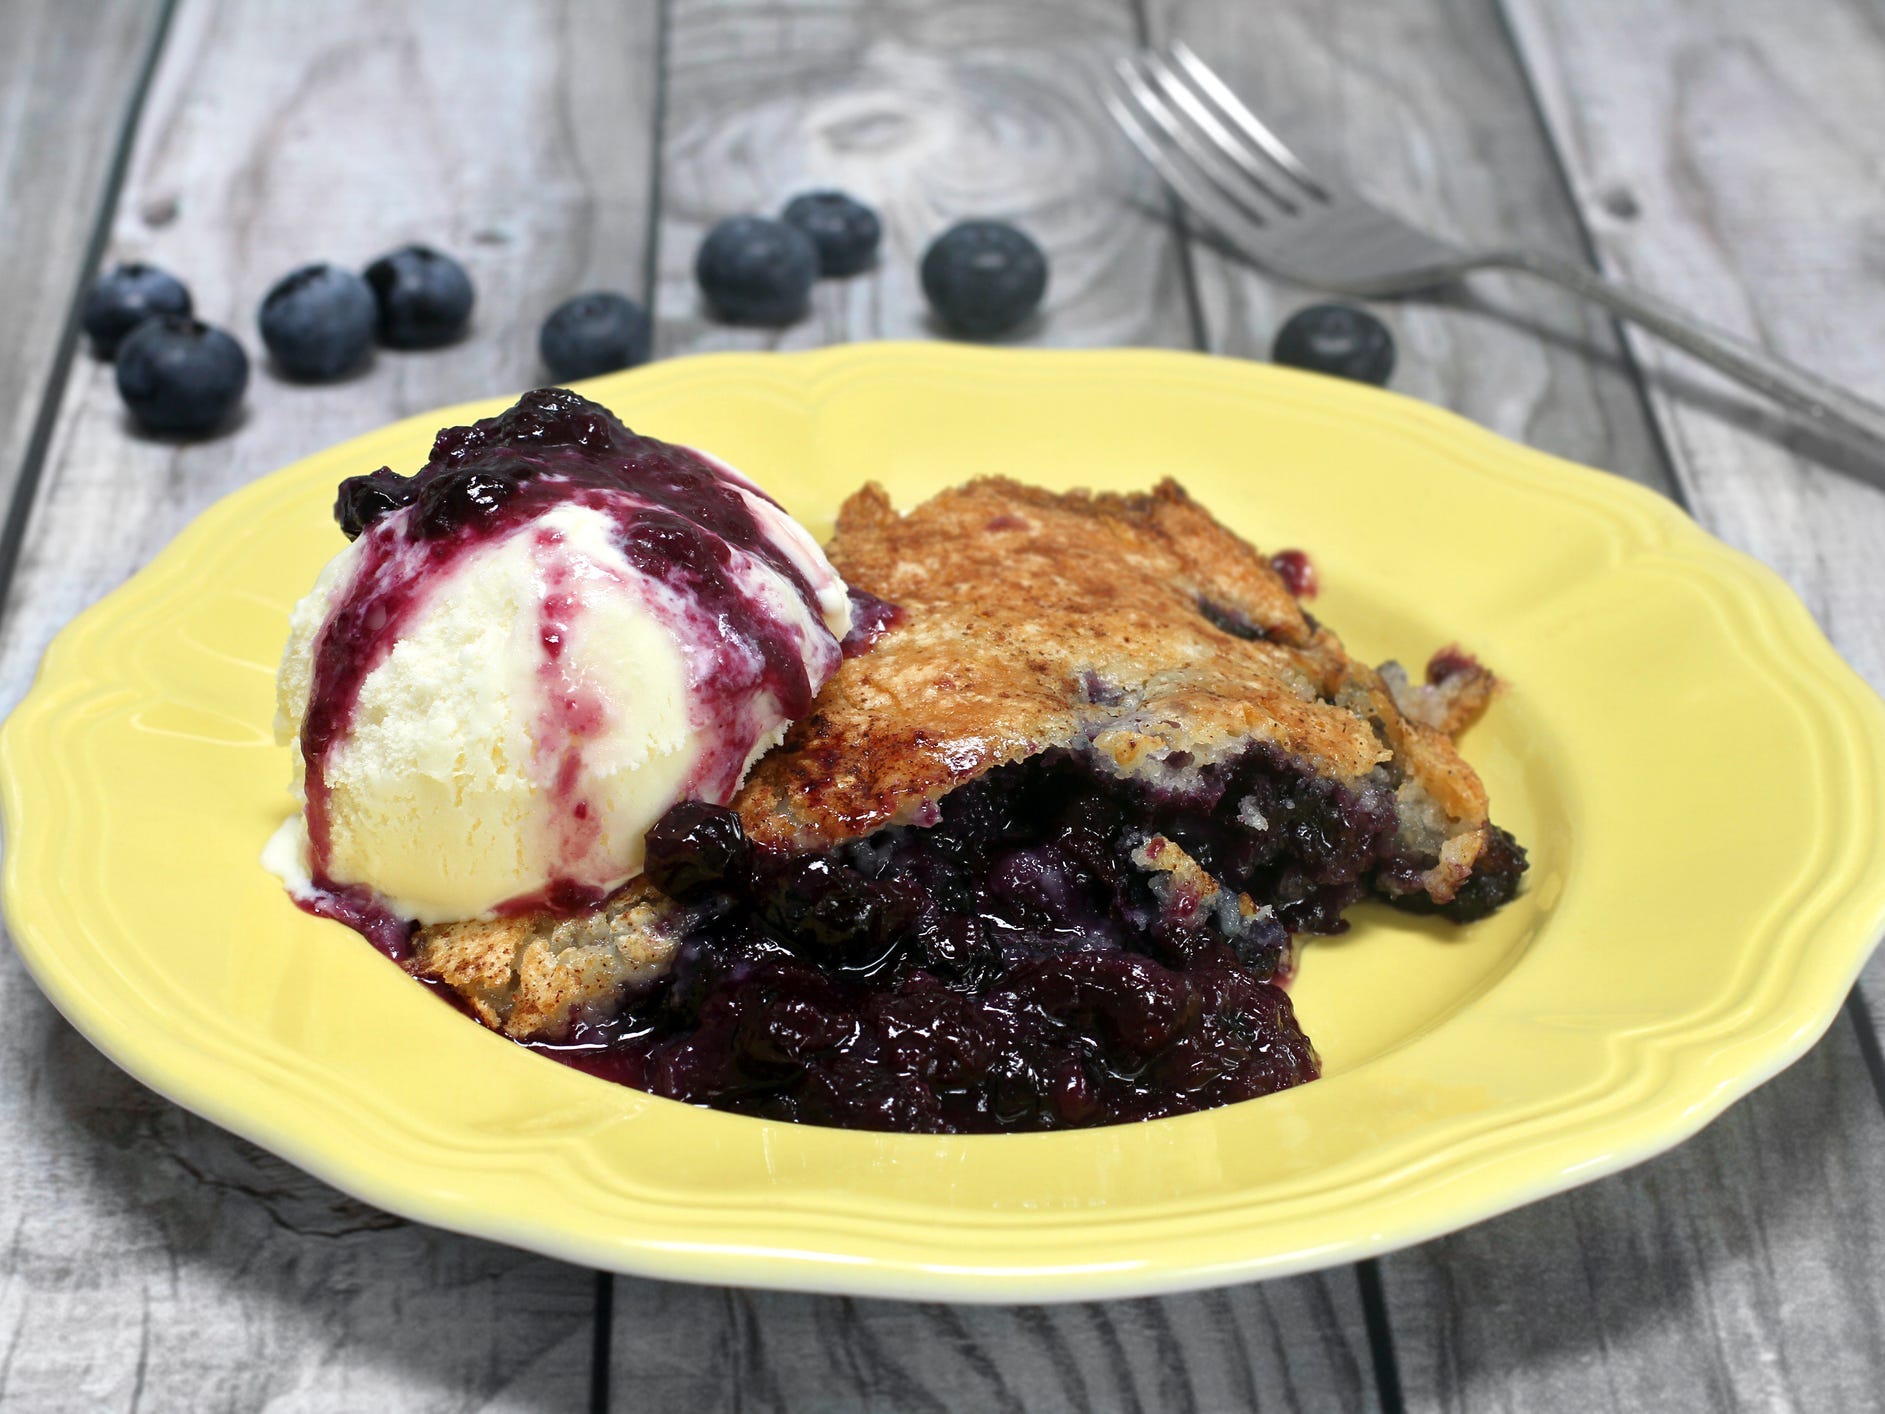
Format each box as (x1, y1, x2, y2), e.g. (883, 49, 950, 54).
(692, 190, 881, 326)
(690, 190, 1050, 340)
(85, 265, 244, 436)
(532, 190, 887, 378)
(258, 245, 473, 380)
(86, 244, 476, 436)
(84, 192, 1400, 444)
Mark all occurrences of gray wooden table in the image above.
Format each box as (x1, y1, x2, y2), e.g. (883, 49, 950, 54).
(3, 1, 1883, 1409)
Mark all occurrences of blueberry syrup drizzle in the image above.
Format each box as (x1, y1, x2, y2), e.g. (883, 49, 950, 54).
(841, 587, 902, 658)
(298, 520, 441, 937)
(527, 524, 612, 906)
(299, 878, 416, 961)
(296, 387, 849, 925)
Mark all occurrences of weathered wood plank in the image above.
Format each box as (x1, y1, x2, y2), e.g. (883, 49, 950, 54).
(1383, 1015, 1885, 1413)
(0, 0, 162, 516)
(1146, 0, 1674, 494)
(0, 0, 664, 1406)
(9, 3, 1876, 1410)
(1144, 3, 1885, 1409)
(1497, 0, 1885, 1045)
(650, 0, 1198, 354)
(1503, 0, 1885, 670)
(0, 1038, 598, 1412)
(610, 2, 1377, 1406)
(608, 1278, 1376, 1413)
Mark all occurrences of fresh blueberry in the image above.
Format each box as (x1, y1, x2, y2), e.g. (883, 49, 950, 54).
(780, 191, 881, 276)
(258, 263, 376, 380)
(694, 216, 818, 325)
(920, 221, 1048, 338)
(114, 316, 248, 436)
(362, 245, 475, 348)
(1271, 303, 1395, 386)
(538, 292, 651, 380)
(82, 263, 192, 358)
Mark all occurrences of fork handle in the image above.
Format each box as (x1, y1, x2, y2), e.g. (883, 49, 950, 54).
(1486, 248, 1885, 451)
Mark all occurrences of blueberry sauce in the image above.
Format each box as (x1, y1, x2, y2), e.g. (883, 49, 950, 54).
(534, 525, 609, 879)
(521, 739, 1526, 1132)
(1270, 549, 1317, 599)
(504, 736, 1529, 1132)
(297, 387, 849, 918)
(841, 587, 902, 658)
(300, 877, 415, 960)
(556, 754, 1316, 1132)
(1426, 643, 1481, 685)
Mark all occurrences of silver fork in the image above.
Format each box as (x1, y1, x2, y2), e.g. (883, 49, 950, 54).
(1109, 42, 1885, 451)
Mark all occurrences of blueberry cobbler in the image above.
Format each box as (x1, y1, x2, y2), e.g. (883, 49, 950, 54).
(325, 416, 1532, 1135)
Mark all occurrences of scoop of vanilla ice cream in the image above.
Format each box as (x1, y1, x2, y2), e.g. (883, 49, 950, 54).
(268, 425, 851, 927)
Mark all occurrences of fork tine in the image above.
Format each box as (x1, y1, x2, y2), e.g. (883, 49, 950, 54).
(1104, 81, 1282, 256)
(1137, 50, 1303, 215)
(1166, 40, 1331, 203)
(1114, 58, 1285, 229)
(1108, 59, 1289, 222)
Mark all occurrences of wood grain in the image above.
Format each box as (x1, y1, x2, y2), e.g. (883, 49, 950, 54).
(1146, 0, 1674, 494)
(1497, 0, 1885, 1042)
(5, 0, 1883, 1408)
(0, 0, 163, 518)
(0, 0, 663, 1406)
(608, 1277, 1376, 1413)
(650, 0, 1198, 354)
(1141, 3, 1885, 1410)
(1383, 1015, 1885, 1413)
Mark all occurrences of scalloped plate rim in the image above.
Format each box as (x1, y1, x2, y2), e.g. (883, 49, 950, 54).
(5, 343, 1885, 1303)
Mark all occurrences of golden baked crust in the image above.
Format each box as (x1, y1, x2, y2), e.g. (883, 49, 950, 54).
(739, 477, 1492, 892)
(411, 884, 675, 1038)
(411, 476, 1510, 1036)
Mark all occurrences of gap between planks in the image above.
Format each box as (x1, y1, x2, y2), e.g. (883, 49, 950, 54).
(0, 0, 179, 617)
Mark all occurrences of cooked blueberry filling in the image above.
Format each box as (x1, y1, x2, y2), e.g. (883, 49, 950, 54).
(1383, 824, 1527, 923)
(1197, 596, 1272, 641)
(521, 743, 1522, 1133)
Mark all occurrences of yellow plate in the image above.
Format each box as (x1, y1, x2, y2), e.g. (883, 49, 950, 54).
(6, 345, 1885, 1302)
